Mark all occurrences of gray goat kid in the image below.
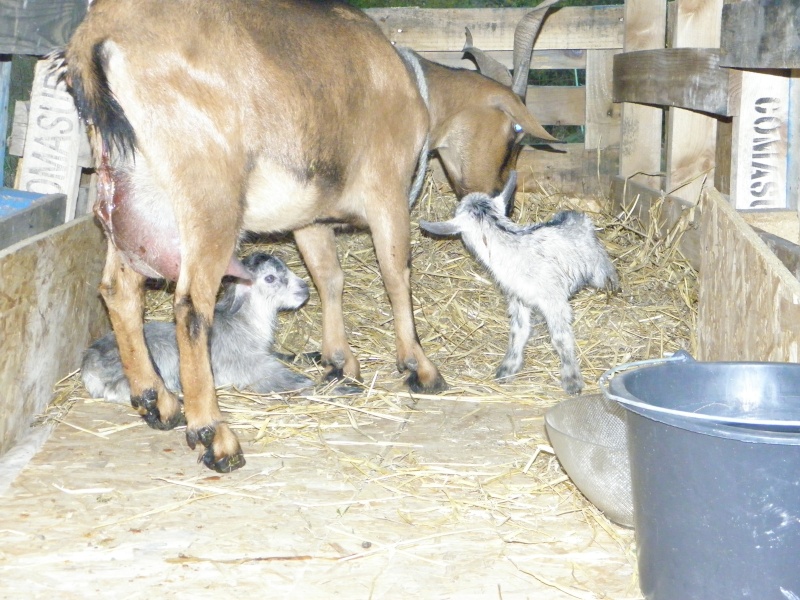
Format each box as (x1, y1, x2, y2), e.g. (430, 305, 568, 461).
(82, 253, 313, 405)
(419, 173, 619, 394)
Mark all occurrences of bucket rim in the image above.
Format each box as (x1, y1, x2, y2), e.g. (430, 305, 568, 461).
(599, 353, 800, 428)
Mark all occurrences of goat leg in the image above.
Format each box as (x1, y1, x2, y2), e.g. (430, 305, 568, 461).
(538, 301, 583, 395)
(294, 224, 361, 383)
(99, 241, 185, 429)
(368, 198, 447, 393)
(496, 296, 532, 382)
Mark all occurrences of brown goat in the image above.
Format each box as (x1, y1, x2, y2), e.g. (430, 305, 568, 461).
(402, 0, 561, 198)
(60, 0, 557, 472)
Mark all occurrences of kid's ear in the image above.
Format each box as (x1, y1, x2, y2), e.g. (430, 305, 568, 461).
(217, 280, 251, 315)
(419, 219, 463, 237)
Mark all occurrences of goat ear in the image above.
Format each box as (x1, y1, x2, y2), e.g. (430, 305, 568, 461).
(496, 94, 558, 143)
(217, 281, 251, 315)
(496, 170, 518, 214)
(419, 219, 462, 237)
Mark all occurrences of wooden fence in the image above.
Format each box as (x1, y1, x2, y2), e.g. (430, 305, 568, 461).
(612, 0, 800, 267)
(367, 5, 625, 197)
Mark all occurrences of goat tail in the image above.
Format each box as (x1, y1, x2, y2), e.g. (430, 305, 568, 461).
(57, 29, 137, 158)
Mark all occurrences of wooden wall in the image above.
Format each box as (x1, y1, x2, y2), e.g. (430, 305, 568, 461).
(0, 216, 107, 456)
(698, 188, 800, 362)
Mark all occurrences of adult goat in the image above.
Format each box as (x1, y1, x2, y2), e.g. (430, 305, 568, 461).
(59, 0, 558, 472)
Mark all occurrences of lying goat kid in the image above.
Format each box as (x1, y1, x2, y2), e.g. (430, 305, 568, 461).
(419, 173, 619, 394)
(82, 253, 314, 407)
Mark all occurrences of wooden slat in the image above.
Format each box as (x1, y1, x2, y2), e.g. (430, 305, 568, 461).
(366, 6, 624, 53)
(698, 187, 800, 362)
(617, 0, 666, 189)
(720, 1, 800, 69)
(0, 215, 108, 456)
(0, 0, 86, 55)
(527, 86, 585, 127)
(664, 0, 722, 203)
(0, 58, 9, 185)
(585, 49, 620, 150)
(729, 70, 792, 210)
(613, 48, 735, 116)
(420, 48, 586, 71)
(17, 60, 85, 222)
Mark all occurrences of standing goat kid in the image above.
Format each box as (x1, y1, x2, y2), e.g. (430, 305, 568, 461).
(419, 173, 619, 394)
(82, 253, 314, 408)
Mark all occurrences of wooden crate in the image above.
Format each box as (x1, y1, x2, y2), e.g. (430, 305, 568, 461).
(0, 216, 108, 456)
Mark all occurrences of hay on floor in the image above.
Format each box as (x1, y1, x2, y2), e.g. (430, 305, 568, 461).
(42, 173, 696, 572)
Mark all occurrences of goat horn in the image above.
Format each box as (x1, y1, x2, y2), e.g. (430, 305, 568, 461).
(462, 27, 513, 87)
(511, 0, 562, 99)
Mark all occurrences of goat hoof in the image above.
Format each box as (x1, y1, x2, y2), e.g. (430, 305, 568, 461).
(186, 424, 246, 473)
(562, 379, 583, 396)
(132, 389, 185, 430)
(406, 371, 448, 394)
(323, 366, 346, 383)
(199, 447, 246, 473)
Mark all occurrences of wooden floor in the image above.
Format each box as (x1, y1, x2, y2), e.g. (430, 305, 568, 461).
(0, 393, 641, 599)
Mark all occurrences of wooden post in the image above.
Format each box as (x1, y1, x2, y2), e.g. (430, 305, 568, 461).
(618, 0, 667, 190)
(16, 59, 86, 223)
(585, 49, 621, 150)
(665, 0, 723, 203)
(0, 58, 10, 185)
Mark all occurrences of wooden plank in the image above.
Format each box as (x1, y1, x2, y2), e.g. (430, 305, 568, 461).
(0, 188, 66, 250)
(366, 6, 624, 52)
(0, 215, 108, 457)
(585, 49, 620, 150)
(610, 176, 701, 270)
(698, 187, 800, 362)
(618, 0, 666, 190)
(8, 100, 29, 157)
(0, 58, 9, 185)
(613, 48, 735, 116)
(755, 228, 800, 281)
(740, 210, 799, 246)
(720, 1, 800, 69)
(421, 48, 587, 71)
(664, 0, 723, 204)
(431, 143, 618, 198)
(0, 0, 86, 55)
(729, 70, 792, 210)
(714, 117, 733, 194)
(17, 59, 85, 222)
(527, 86, 585, 127)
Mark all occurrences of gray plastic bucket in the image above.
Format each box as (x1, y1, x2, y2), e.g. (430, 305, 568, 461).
(600, 352, 800, 600)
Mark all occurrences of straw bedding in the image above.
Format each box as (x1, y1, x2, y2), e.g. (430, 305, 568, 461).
(45, 173, 696, 560)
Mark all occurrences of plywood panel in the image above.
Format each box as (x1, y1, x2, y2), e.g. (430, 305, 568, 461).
(0, 216, 108, 457)
(697, 187, 800, 362)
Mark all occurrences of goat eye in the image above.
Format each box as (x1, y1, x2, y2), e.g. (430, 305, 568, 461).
(265, 275, 276, 283)
(513, 123, 523, 134)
